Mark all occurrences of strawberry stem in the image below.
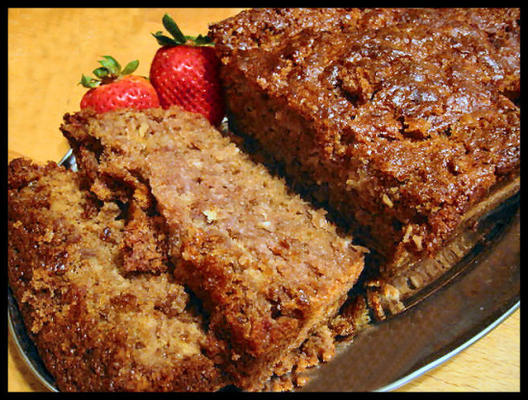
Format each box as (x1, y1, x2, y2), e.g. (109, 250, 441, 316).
(99, 55, 121, 75)
(152, 14, 214, 47)
(162, 14, 186, 43)
(121, 60, 140, 75)
(79, 56, 140, 88)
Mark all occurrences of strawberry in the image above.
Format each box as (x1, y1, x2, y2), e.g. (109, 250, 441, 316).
(80, 56, 160, 113)
(150, 14, 224, 126)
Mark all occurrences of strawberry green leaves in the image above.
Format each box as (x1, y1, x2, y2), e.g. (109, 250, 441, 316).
(80, 74, 101, 89)
(192, 34, 214, 46)
(121, 59, 140, 75)
(152, 14, 214, 47)
(162, 13, 186, 43)
(79, 56, 140, 88)
(98, 55, 121, 75)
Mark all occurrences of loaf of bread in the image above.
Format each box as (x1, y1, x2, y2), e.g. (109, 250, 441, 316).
(209, 8, 520, 276)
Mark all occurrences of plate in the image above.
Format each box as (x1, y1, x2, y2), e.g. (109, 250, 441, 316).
(8, 150, 520, 392)
(302, 195, 520, 391)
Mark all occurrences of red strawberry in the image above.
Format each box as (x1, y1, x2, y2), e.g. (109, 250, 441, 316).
(150, 14, 224, 126)
(80, 56, 160, 113)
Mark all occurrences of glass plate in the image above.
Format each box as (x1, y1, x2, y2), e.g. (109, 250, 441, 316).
(8, 150, 520, 392)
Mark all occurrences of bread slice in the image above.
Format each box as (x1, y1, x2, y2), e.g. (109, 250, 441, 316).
(7, 158, 229, 391)
(61, 107, 365, 390)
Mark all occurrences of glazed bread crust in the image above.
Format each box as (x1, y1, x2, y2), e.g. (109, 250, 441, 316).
(61, 107, 365, 390)
(209, 8, 520, 275)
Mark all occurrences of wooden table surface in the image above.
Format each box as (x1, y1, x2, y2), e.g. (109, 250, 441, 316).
(8, 8, 520, 392)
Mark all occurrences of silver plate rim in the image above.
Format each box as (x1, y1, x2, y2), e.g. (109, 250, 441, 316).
(374, 300, 520, 392)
